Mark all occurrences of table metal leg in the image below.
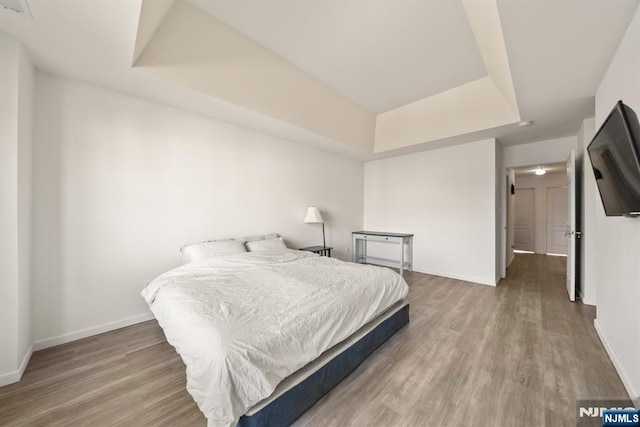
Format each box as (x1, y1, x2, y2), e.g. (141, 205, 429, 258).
(352, 236, 356, 263)
(399, 239, 404, 276)
(408, 236, 413, 272)
(363, 239, 367, 264)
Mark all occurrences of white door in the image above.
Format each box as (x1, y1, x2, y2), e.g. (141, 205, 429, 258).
(514, 188, 535, 252)
(546, 186, 568, 255)
(566, 151, 577, 301)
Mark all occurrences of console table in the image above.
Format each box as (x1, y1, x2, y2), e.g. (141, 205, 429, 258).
(352, 231, 413, 276)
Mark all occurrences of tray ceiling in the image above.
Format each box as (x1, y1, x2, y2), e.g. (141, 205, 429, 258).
(189, 0, 487, 113)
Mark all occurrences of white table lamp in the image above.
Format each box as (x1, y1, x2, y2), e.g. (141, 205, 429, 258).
(303, 206, 326, 248)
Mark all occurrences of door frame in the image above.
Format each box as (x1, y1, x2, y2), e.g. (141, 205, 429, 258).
(566, 150, 577, 301)
(513, 186, 536, 252)
(505, 173, 512, 269)
(500, 155, 571, 279)
(545, 185, 569, 255)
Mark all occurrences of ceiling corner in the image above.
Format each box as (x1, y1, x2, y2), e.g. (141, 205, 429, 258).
(463, 0, 520, 117)
(132, 0, 176, 66)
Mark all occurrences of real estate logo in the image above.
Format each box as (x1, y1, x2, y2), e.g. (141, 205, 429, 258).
(577, 400, 639, 427)
(602, 409, 640, 426)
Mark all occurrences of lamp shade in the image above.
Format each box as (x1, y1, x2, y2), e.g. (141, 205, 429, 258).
(303, 206, 324, 223)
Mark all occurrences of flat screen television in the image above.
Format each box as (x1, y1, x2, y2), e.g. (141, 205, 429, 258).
(587, 100, 640, 217)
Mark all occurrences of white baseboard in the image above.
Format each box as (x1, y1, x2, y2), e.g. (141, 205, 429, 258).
(594, 319, 639, 406)
(411, 267, 496, 287)
(581, 291, 596, 306)
(0, 344, 33, 387)
(578, 289, 597, 306)
(18, 343, 32, 377)
(33, 312, 155, 351)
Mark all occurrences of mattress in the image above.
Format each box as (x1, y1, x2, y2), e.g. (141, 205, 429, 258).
(244, 299, 409, 416)
(141, 249, 409, 427)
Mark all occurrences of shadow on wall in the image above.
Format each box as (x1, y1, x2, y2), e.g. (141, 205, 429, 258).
(31, 78, 64, 341)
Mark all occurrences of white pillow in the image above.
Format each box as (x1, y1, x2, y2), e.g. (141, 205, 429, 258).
(181, 239, 246, 264)
(242, 233, 281, 243)
(245, 237, 288, 253)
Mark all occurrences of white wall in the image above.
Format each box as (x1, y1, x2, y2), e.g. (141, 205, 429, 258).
(0, 33, 33, 386)
(364, 139, 497, 285)
(577, 118, 597, 305)
(503, 136, 577, 167)
(593, 5, 640, 407)
(0, 33, 21, 383)
(17, 37, 33, 373)
(515, 173, 568, 254)
(31, 72, 364, 347)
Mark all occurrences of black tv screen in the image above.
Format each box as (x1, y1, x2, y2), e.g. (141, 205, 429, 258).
(587, 101, 640, 217)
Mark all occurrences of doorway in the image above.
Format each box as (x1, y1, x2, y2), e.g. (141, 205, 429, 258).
(514, 188, 535, 252)
(503, 154, 578, 301)
(546, 186, 568, 255)
(511, 163, 568, 255)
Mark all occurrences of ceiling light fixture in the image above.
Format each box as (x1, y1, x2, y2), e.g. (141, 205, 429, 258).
(535, 166, 546, 176)
(518, 120, 533, 127)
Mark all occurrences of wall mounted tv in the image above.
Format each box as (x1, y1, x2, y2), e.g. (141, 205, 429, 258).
(587, 100, 640, 217)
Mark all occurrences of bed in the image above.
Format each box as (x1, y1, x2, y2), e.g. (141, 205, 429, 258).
(142, 248, 409, 427)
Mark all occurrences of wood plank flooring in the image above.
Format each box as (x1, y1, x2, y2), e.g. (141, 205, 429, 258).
(0, 254, 629, 426)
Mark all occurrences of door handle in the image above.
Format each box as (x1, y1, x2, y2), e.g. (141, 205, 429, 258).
(565, 230, 581, 239)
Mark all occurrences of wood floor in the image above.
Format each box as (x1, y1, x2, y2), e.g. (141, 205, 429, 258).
(0, 254, 629, 426)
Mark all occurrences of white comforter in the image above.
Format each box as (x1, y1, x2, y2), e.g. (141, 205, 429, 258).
(141, 249, 408, 427)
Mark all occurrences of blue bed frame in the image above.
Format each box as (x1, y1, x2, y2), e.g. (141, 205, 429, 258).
(238, 304, 410, 427)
